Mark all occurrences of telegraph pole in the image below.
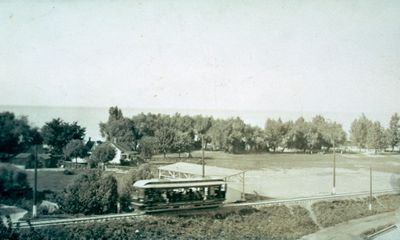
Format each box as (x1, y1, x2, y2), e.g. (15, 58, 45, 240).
(32, 145, 38, 218)
(369, 167, 372, 211)
(202, 135, 205, 178)
(242, 171, 246, 201)
(332, 140, 336, 195)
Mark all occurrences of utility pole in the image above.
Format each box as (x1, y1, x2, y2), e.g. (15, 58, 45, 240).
(369, 167, 372, 211)
(332, 140, 336, 195)
(202, 135, 205, 178)
(241, 171, 246, 201)
(32, 145, 38, 218)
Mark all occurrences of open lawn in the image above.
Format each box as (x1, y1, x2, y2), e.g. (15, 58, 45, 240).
(185, 151, 400, 173)
(25, 169, 82, 192)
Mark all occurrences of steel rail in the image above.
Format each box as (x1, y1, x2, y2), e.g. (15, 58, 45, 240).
(13, 212, 145, 229)
(224, 189, 397, 208)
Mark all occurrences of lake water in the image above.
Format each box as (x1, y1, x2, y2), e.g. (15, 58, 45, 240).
(0, 105, 394, 141)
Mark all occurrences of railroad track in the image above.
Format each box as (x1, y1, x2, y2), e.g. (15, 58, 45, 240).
(12, 189, 398, 229)
(225, 189, 397, 208)
(13, 212, 145, 229)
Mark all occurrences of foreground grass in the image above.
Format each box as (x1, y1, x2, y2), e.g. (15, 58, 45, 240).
(312, 194, 400, 227)
(10, 194, 399, 240)
(22, 206, 318, 240)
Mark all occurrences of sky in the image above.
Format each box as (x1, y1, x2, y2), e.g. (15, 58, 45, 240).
(1, 0, 400, 114)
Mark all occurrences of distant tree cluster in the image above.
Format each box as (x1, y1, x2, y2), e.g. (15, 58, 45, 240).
(1, 108, 399, 165)
(0, 112, 42, 156)
(98, 107, 350, 156)
(41, 118, 86, 155)
(351, 113, 400, 153)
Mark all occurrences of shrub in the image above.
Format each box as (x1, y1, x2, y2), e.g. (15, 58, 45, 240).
(58, 170, 118, 215)
(312, 197, 383, 227)
(0, 164, 30, 195)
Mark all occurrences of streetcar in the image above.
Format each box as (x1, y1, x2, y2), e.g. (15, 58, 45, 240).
(131, 178, 226, 212)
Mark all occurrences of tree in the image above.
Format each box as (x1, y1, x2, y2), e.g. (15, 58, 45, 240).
(41, 118, 85, 155)
(173, 131, 194, 158)
(0, 112, 41, 155)
(193, 115, 212, 135)
(132, 112, 159, 137)
(249, 127, 268, 152)
(285, 117, 308, 152)
(207, 119, 229, 151)
(138, 136, 158, 159)
(193, 115, 212, 150)
(91, 143, 116, 167)
(155, 127, 176, 159)
(265, 118, 287, 152)
(59, 170, 118, 214)
(225, 117, 247, 153)
(367, 121, 386, 153)
(350, 114, 371, 150)
(386, 113, 400, 152)
(323, 121, 346, 150)
(63, 139, 87, 167)
(100, 107, 139, 150)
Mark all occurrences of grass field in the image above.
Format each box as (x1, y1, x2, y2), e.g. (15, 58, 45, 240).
(25, 169, 81, 192)
(154, 150, 400, 173)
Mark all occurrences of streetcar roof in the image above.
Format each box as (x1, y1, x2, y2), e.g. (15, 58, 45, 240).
(133, 178, 225, 188)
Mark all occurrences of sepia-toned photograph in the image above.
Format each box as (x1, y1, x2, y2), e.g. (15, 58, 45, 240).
(1, 1, 399, 239)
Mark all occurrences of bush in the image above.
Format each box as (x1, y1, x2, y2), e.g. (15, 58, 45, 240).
(58, 170, 118, 215)
(310, 196, 399, 227)
(0, 164, 30, 195)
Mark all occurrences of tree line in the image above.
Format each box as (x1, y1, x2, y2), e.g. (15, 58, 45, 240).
(1, 109, 399, 164)
(350, 113, 400, 153)
(99, 107, 400, 158)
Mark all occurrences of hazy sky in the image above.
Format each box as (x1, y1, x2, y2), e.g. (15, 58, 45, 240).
(1, 0, 399, 113)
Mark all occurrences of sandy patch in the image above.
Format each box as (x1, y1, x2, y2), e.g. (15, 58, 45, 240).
(228, 168, 399, 199)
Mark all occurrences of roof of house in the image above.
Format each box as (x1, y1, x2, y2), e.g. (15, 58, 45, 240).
(158, 162, 243, 178)
(110, 142, 135, 153)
